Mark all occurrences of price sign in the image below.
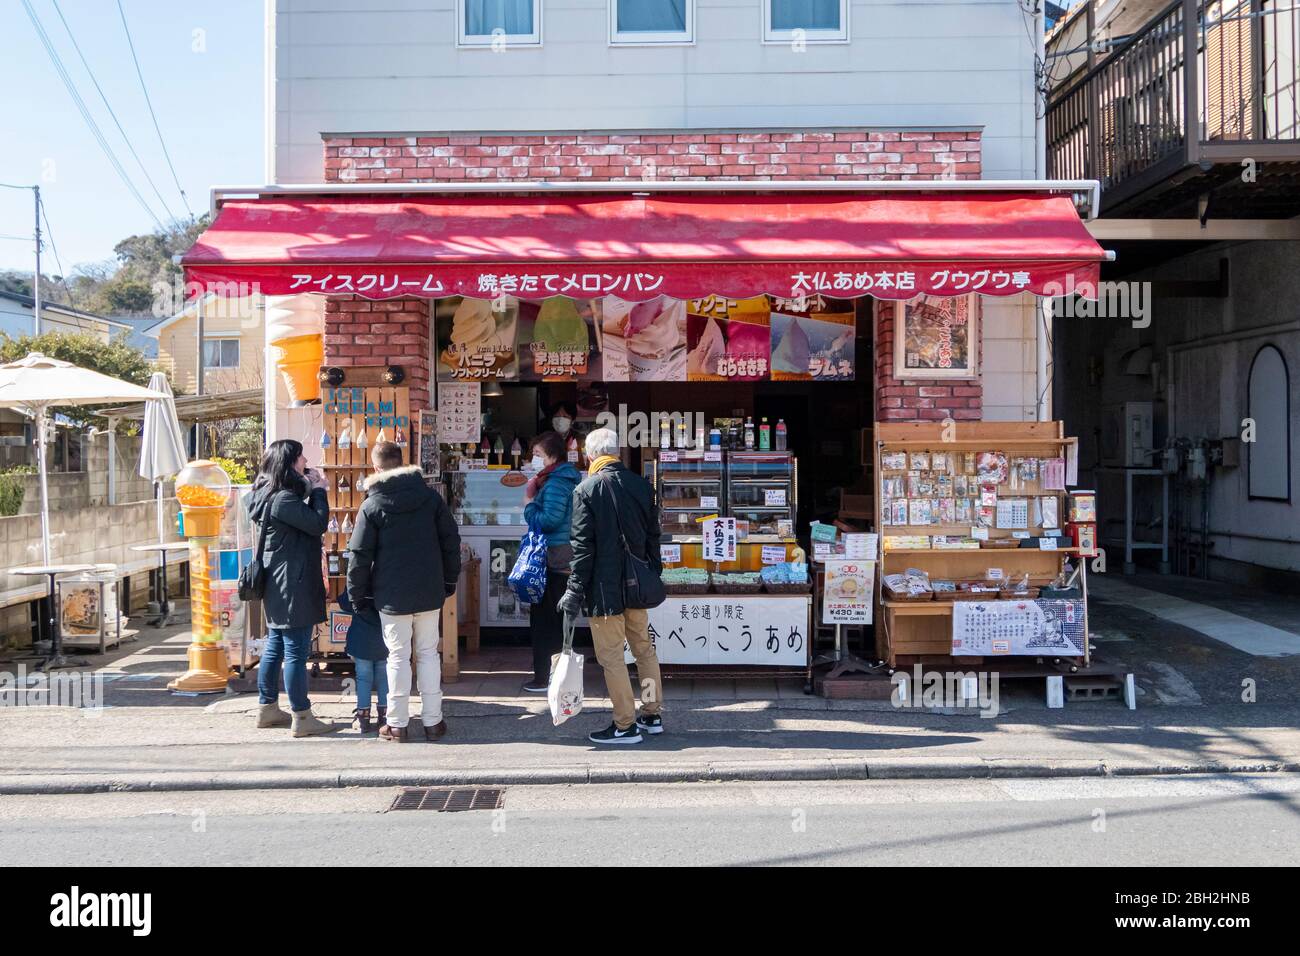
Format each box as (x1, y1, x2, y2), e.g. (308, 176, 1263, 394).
(764, 488, 787, 507)
(661, 544, 682, 564)
(704, 450, 722, 462)
(822, 559, 874, 625)
(761, 545, 787, 565)
(702, 517, 737, 563)
(971, 526, 989, 540)
(660, 450, 678, 463)
(700, 495, 718, 509)
(1038, 537, 1058, 550)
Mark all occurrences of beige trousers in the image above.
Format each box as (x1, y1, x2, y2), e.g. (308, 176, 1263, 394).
(588, 607, 663, 731)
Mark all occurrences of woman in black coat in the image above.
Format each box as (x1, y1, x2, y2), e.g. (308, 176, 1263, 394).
(246, 439, 335, 737)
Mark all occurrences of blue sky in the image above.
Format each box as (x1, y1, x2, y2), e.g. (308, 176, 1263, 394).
(0, 0, 263, 273)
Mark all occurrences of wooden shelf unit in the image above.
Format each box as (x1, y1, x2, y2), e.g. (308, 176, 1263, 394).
(874, 420, 1088, 668)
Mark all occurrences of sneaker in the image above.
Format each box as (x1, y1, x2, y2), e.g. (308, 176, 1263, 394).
(588, 722, 642, 745)
(522, 681, 549, 694)
(635, 713, 664, 735)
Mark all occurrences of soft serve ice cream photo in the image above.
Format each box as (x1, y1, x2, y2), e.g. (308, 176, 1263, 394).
(599, 294, 687, 381)
(769, 298, 857, 381)
(437, 295, 519, 379)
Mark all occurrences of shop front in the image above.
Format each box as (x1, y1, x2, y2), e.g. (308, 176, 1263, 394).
(183, 181, 1106, 686)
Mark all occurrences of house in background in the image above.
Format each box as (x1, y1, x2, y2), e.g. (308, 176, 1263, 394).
(0, 289, 130, 342)
(146, 293, 265, 396)
(1045, 0, 1300, 584)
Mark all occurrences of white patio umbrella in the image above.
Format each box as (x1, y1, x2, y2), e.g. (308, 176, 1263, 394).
(0, 352, 163, 565)
(137, 371, 188, 543)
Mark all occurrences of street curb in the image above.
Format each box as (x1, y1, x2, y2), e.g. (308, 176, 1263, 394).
(3, 759, 1299, 794)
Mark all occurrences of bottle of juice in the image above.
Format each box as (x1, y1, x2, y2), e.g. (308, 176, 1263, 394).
(759, 417, 771, 450)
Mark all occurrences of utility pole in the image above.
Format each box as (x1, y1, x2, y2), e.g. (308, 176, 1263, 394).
(32, 185, 41, 336)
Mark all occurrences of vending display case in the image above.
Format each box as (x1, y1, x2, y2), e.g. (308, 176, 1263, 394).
(647, 451, 725, 539)
(727, 451, 796, 540)
(447, 468, 533, 628)
(446, 469, 530, 528)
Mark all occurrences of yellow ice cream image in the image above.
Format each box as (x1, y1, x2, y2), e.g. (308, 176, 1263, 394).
(450, 297, 505, 351)
(441, 296, 517, 377)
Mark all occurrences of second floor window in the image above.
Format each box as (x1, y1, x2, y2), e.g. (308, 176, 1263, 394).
(764, 0, 848, 43)
(460, 0, 541, 47)
(610, 0, 693, 44)
(203, 339, 239, 370)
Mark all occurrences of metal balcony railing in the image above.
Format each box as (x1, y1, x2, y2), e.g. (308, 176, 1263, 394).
(1047, 0, 1300, 206)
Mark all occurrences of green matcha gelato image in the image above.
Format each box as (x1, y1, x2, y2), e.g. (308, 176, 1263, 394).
(532, 296, 590, 376)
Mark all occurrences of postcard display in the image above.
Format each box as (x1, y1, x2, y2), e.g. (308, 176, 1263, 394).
(643, 449, 811, 674)
(319, 380, 412, 654)
(875, 421, 1091, 668)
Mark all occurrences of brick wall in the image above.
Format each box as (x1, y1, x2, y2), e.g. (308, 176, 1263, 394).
(323, 297, 431, 409)
(319, 127, 986, 421)
(873, 300, 982, 422)
(323, 129, 981, 183)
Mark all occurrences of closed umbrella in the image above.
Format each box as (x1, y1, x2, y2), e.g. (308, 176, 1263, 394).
(138, 371, 187, 540)
(0, 352, 163, 565)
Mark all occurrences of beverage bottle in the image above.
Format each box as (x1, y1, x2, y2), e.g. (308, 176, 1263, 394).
(759, 417, 771, 450)
(709, 427, 722, 449)
(776, 418, 788, 451)
(744, 417, 755, 450)
(676, 420, 687, 449)
(659, 417, 670, 449)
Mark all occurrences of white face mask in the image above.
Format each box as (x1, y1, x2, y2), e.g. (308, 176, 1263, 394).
(552, 417, 572, 435)
(530, 455, 545, 471)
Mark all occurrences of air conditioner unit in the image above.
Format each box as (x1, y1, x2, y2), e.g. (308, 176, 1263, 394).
(1100, 402, 1154, 467)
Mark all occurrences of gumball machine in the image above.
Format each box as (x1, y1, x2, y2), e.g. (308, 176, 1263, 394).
(169, 460, 233, 694)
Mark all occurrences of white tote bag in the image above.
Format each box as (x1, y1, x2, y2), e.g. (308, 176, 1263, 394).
(548, 614, 584, 726)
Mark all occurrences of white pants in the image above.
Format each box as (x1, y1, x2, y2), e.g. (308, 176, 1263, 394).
(380, 609, 442, 729)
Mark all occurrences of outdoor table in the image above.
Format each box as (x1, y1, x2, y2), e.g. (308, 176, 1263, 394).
(130, 543, 190, 627)
(11, 564, 97, 669)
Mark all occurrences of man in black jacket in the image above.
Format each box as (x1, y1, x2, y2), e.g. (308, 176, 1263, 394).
(347, 441, 461, 743)
(557, 427, 664, 744)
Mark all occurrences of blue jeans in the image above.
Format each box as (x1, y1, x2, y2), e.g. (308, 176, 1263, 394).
(353, 657, 389, 710)
(258, 626, 314, 713)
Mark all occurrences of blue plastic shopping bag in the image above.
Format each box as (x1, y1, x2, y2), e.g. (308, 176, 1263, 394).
(508, 517, 548, 605)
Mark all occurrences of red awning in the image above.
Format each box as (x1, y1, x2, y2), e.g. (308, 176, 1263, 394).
(183, 191, 1104, 301)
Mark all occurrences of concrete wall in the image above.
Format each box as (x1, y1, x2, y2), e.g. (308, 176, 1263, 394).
(1053, 239, 1300, 578)
(15, 434, 158, 515)
(271, 0, 1041, 183)
(0, 497, 184, 648)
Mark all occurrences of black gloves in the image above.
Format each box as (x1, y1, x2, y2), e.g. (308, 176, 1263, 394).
(557, 589, 583, 617)
(444, 582, 457, 599)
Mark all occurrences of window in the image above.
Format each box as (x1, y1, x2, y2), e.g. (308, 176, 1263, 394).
(459, 0, 541, 47)
(763, 0, 848, 43)
(610, 0, 693, 44)
(202, 338, 240, 370)
(1247, 344, 1291, 501)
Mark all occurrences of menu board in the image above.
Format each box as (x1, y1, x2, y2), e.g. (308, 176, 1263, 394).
(416, 408, 439, 478)
(822, 559, 875, 625)
(437, 381, 481, 444)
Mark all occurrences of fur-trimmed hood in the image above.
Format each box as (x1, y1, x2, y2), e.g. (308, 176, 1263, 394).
(363, 464, 431, 514)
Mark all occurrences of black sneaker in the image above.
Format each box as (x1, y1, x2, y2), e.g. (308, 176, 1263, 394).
(522, 681, 549, 694)
(588, 722, 642, 745)
(635, 713, 664, 735)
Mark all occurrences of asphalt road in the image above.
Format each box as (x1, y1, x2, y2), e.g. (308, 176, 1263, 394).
(3, 773, 1298, 866)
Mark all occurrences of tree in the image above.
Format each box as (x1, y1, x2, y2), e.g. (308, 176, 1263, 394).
(0, 331, 162, 428)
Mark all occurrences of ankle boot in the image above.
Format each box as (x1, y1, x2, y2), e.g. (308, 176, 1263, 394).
(375, 706, 387, 730)
(257, 702, 292, 728)
(352, 708, 374, 734)
(291, 709, 336, 738)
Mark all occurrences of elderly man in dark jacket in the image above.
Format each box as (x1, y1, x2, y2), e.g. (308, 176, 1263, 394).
(557, 427, 665, 745)
(347, 441, 461, 743)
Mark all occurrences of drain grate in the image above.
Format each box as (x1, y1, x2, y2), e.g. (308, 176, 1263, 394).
(387, 787, 504, 812)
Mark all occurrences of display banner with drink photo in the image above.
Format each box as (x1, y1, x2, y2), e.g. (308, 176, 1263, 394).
(768, 295, 856, 381)
(686, 296, 772, 382)
(435, 296, 519, 380)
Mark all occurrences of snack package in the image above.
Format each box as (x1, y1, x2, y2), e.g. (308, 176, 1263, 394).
(977, 451, 1009, 485)
(909, 452, 931, 471)
(882, 451, 907, 470)
(1038, 496, 1060, 528)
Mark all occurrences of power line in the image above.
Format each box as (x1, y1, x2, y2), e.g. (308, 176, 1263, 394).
(39, 200, 75, 299)
(20, 0, 165, 230)
(50, 0, 179, 223)
(116, 0, 194, 219)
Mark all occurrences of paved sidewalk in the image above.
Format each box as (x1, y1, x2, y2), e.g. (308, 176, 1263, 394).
(4, 570, 1300, 794)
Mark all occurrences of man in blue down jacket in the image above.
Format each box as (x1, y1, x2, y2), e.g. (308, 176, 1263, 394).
(347, 441, 460, 743)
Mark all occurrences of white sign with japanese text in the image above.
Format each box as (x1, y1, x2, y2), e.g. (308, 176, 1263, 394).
(822, 559, 875, 625)
(632, 597, 809, 667)
(701, 516, 737, 563)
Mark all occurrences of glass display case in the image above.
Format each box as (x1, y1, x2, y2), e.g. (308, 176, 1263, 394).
(446, 469, 531, 528)
(727, 451, 796, 539)
(649, 451, 725, 539)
